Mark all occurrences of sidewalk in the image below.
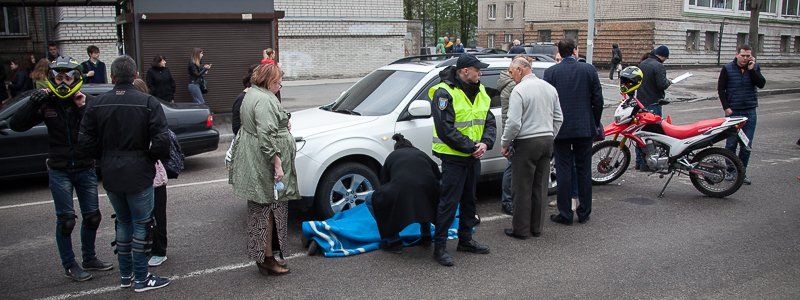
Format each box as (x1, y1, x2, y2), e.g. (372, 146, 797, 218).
(598, 65, 800, 104)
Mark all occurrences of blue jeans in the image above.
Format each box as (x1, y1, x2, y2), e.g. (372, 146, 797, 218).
(635, 104, 663, 168)
(49, 168, 100, 269)
(501, 157, 512, 206)
(725, 108, 757, 172)
(188, 83, 205, 104)
(107, 187, 154, 281)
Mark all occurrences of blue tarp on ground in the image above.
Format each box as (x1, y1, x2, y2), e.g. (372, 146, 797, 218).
(301, 204, 459, 257)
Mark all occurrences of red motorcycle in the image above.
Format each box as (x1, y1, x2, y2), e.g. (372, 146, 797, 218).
(590, 94, 750, 198)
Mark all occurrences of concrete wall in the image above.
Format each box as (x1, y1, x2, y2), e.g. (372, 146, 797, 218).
(52, 6, 117, 82)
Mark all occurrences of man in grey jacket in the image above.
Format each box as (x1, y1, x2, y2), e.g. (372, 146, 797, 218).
(501, 57, 563, 239)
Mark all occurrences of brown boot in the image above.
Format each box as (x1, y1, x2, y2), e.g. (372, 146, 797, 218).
(257, 257, 290, 276)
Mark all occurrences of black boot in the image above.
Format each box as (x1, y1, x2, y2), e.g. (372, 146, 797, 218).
(433, 243, 454, 266)
(456, 239, 490, 254)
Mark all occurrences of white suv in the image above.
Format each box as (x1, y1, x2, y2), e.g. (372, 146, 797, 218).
(291, 55, 557, 217)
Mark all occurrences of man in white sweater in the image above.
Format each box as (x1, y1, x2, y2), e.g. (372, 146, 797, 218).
(500, 57, 563, 239)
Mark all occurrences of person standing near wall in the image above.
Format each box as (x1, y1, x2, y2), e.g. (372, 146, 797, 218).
(610, 44, 622, 80)
(146, 55, 176, 102)
(81, 46, 107, 84)
(187, 48, 211, 104)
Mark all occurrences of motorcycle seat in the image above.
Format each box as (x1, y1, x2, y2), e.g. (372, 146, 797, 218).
(661, 118, 726, 140)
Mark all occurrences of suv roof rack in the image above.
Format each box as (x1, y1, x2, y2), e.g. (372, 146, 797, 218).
(390, 53, 555, 67)
(389, 54, 461, 66)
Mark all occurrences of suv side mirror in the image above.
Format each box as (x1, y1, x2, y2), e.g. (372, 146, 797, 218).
(408, 100, 431, 118)
(0, 120, 9, 135)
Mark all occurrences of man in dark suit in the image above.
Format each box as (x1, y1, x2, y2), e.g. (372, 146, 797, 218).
(543, 38, 604, 225)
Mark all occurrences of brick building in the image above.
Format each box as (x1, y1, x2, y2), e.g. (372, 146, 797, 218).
(477, 0, 800, 66)
(476, 0, 526, 51)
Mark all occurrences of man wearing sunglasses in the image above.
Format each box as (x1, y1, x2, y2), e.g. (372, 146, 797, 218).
(10, 56, 113, 282)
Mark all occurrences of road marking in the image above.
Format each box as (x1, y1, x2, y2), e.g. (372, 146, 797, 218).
(0, 178, 229, 211)
(36, 214, 512, 299)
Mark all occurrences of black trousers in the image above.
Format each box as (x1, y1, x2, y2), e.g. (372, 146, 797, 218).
(151, 185, 168, 256)
(609, 63, 620, 79)
(554, 138, 593, 221)
(434, 157, 479, 244)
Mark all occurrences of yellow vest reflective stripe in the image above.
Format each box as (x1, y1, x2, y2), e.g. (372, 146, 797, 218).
(428, 82, 491, 157)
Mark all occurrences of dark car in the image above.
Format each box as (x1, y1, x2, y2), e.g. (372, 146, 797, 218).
(0, 84, 219, 180)
(523, 42, 559, 59)
(465, 47, 508, 55)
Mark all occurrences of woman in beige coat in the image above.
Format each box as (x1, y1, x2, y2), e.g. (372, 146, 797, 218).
(229, 64, 298, 276)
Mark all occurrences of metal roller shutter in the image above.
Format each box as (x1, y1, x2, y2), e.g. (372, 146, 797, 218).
(139, 21, 272, 113)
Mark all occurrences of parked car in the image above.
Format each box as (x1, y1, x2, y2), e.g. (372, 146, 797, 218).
(0, 84, 219, 180)
(523, 42, 558, 59)
(465, 47, 508, 55)
(290, 56, 557, 218)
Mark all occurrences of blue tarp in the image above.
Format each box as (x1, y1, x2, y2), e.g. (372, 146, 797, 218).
(301, 204, 459, 257)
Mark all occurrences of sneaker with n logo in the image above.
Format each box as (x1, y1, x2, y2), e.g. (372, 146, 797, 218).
(133, 273, 170, 292)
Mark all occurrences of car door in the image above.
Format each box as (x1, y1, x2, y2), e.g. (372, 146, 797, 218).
(0, 96, 50, 179)
(394, 76, 438, 161)
(477, 70, 506, 175)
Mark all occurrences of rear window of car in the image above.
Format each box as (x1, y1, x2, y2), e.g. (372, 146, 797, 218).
(331, 70, 426, 116)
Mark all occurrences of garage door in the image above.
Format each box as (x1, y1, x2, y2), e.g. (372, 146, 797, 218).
(139, 21, 272, 113)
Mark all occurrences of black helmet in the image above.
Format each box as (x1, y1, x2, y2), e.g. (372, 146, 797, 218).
(619, 66, 643, 94)
(47, 56, 84, 99)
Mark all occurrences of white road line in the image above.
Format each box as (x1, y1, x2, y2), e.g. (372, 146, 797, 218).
(36, 214, 511, 299)
(0, 178, 229, 211)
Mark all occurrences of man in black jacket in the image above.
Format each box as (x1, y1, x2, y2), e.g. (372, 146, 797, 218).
(635, 45, 671, 170)
(429, 54, 496, 266)
(718, 44, 766, 185)
(10, 57, 113, 282)
(78, 55, 171, 292)
(543, 38, 604, 225)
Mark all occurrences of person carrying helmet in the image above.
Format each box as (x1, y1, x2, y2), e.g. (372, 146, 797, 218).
(9, 56, 114, 282)
(428, 53, 496, 266)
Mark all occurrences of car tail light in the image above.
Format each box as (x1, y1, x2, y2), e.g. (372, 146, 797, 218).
(206, 114, 214, 128)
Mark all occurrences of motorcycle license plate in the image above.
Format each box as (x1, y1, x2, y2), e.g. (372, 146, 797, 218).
(737, 129, 750, 146)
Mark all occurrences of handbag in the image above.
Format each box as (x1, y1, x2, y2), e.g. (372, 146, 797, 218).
(198, 77, 208, 94)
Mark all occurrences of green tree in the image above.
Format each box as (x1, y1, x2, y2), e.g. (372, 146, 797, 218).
(403, 0, 478, 47)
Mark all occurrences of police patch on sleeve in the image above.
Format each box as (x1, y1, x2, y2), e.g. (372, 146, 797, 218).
(438, 97, 449, 110)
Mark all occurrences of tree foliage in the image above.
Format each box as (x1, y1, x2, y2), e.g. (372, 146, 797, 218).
(403, 0, 478, 47)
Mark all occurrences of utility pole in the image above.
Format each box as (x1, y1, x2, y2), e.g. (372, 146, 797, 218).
(587, 0, 596, 64)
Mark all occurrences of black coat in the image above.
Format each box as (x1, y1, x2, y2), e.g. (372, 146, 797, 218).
(231, 91, 245, 135)
(543, 57, 604, 140)
(78, 83, 170, 193)
(10, 69, 32, 97)
(10, 92, 96, 171)
(371, 147, 441, 239)
(637, 54, 672, 106)
(146, 67, 176, 102)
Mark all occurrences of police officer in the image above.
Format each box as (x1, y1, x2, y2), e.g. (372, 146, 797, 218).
(9, 57, 113, 281)
(429, 54, 496, 266)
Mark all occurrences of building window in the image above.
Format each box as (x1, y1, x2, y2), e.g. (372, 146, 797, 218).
(505, 3, 514, 19)
(705, 31, 719, 51)
(783, 0, 799, 16)
(539, 30, 552, 42)
(780, 35, 791, 53)
(504, 34, 513, 43)
(488, 34, 495, 48)
(689, 0, 733, 9)
(757, 34, 764, 54)
(739, 0, 778, 13)
(564, 30, 579, 44)
(488, 4, 497, 20)
(795, 36, 800, 53)
(0, 7, 28, 36)
(686, 30, 700, 51)
(737, 33, 749, 48)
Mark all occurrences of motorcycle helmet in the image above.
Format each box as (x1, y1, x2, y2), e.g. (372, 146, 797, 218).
(47, 56, 84, 99)
(619, 66, 643, 94)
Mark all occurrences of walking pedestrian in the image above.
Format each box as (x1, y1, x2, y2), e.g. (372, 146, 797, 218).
(452, 38, 466, 53)
(9, 56, 113, 282)
(508, 40, 526, 54)
(78, 55, 172, 292)
(543, 38, 604, 225)
(232, 64, 257, 135)
(261, 48, 276, 65)
(187, 48, 211, 104)
(718, 44, 766, 185)
(81, 46, 107, 84)
(501, 57, 562, 239)
(229, 63, 299, 276)
(30, 58, 50, 89)
(610, 44, 622, 80)
(635, 45, 671, 171)
(429, 53, 496, 266)
(146, 55, 176, 102)
(8, 58, 33, 97)
(368, 133, 439, 254)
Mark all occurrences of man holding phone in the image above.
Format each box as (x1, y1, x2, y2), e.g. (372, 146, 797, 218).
(717, 44, 766, 185)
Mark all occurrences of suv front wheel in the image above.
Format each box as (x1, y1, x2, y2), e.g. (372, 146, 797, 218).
(314, 162, 380, 219)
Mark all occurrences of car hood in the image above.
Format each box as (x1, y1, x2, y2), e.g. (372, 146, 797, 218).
(291, 107, 378, 138)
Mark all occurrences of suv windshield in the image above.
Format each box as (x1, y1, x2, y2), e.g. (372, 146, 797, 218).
(329, 70, 426, 116)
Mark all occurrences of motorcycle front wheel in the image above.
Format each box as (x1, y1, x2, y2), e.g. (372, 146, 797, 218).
(591, 140, 631, 185)
(689, 147, 745, 198)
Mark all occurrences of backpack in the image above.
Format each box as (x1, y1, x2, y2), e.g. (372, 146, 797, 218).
(163, 129, 185, 179)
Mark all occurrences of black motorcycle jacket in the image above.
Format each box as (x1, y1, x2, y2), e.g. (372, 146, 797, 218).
(9, 90, 96, 171)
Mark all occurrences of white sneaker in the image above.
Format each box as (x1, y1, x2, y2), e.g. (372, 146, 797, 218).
(148, 256, 167, 267)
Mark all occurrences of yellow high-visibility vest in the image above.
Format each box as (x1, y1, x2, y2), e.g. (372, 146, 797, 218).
(428, 82, 491, 157)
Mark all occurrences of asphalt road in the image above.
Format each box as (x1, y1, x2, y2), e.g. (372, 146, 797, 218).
(1, 93, 798, 299)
